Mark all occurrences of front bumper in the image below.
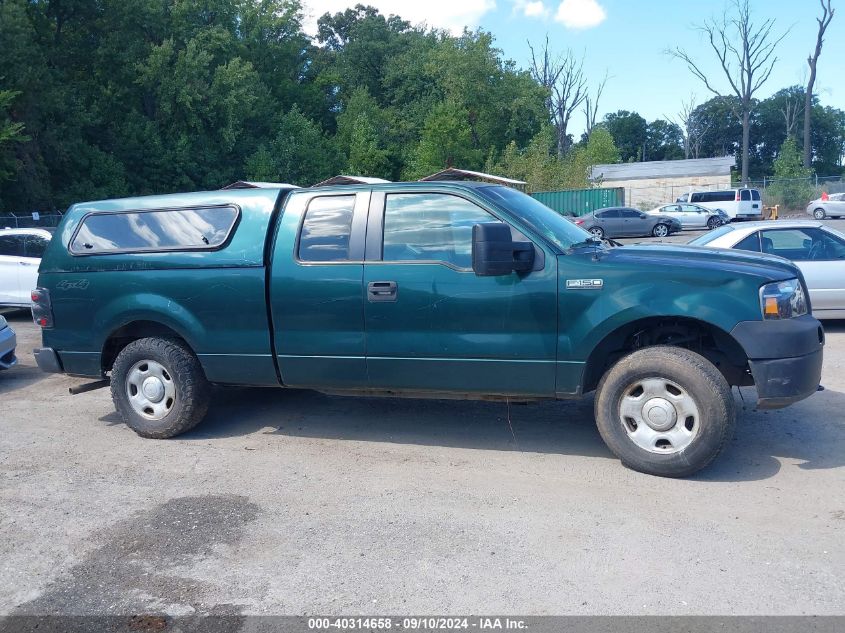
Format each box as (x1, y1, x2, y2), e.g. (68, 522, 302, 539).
(0, 326, 17, 370)
(731, 315, 825, 409)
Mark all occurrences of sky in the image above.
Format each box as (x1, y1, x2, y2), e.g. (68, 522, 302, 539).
(301, 0, 845, 137)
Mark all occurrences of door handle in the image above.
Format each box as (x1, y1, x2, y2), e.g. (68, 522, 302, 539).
(367, 281, 398, 302)
(19, 261, 35, 266)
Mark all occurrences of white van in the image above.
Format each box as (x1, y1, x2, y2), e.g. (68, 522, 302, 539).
(675, 188, 763, 220)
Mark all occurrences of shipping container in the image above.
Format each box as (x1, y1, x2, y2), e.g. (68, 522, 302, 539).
(530, 187, 625, 216)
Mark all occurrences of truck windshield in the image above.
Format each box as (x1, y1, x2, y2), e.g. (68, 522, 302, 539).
(478, 186, 590, 251)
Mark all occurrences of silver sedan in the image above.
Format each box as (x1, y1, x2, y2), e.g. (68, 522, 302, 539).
(573, 207, 682, 239)
(646, 203, 728, 230)
(688, 220, 845, 319)
(807, 193, 845, 220)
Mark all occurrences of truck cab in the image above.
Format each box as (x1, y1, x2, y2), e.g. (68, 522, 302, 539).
(32, 182, 824, 477)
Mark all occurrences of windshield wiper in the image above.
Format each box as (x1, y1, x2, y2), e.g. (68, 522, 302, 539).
(569, 236, 604, 249)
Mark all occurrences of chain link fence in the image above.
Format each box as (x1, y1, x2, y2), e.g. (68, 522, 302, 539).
(0, 212, 65, 229)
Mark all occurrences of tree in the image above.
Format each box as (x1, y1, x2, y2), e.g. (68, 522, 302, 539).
(804, 0, 835, 168)
(0, 90, 28, 185)
(600, 111, 647, 162)
(245, 105, 339, 185)
(406, 100, 480, 178)
(669, 96, 711, 159)
(669, 0, 788, 183)
(527, 38, 587, 156)
(694, 96, 743, 159)
(768, 137, 813, 209)
(645, 119, 684, 161)
(583, 71, 609, 136)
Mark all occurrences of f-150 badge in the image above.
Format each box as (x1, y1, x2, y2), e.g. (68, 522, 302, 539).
(566, 279, 603, 289)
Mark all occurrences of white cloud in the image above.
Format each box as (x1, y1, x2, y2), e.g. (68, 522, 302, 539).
(555, 0, 606, 29)
(301, 1, 497, 36)
(513, 0, 549, 18)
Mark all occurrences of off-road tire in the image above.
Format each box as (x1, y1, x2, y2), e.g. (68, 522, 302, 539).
(594, 346, 735, 477)
(111, 337, 211, 438)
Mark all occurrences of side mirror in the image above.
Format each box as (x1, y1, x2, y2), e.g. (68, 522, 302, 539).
(472, 223, 535, 276)
(639, 213, 648, 219)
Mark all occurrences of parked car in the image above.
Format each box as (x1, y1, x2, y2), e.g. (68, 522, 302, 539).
(573, 207, 682, 238)
(646, 203, 729, 230)
(0, 314, 17, 370)
(0, 228, 53, 307)
(676, 189, 763, 220)
(32, 182, 823, 477)
(688, 220, 845, 319)
(806, 193, 845, 219)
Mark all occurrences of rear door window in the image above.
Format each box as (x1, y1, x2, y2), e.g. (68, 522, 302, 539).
(740, 190, 751, 201)
(23, 234, 49, 258)
(71, 206, 239, 254)
(298, 195, 356, 262)
(597, 209, 620, 218)
(0, 234, 24, 257)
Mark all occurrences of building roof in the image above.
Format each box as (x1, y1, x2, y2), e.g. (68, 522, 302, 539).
(590, 156, 736, 182)
(419, 168, 526, 187)
(311, 175, 392, 187)
(221, 181, 300, 190)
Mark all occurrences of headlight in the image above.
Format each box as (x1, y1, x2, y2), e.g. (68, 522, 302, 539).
(760, 278, 808, 320)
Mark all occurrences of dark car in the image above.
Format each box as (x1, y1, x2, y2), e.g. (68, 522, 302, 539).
(573, 207, 682, 239)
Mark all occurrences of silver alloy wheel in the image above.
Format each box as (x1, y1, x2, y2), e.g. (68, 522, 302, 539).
(590, 227, 604, 238)
(814, 208, 826, 220)
(653, 224, 669, 237)
(126, 359, 176, 420)
(618, 377, 700, 454)
(707, 217, 721, 229)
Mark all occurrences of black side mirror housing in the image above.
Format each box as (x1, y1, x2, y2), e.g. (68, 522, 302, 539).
(472, 223, 535, 276)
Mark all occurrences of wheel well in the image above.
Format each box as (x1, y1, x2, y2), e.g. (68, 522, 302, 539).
(101, 321, 187, 372)
(582, 317, 752, 393)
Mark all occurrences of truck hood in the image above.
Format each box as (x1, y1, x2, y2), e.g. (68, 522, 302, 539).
(592, 243, 800, 281)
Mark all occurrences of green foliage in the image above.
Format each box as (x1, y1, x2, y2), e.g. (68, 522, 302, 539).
(599, 111, 648, 162)
(488, 126, 620, 193)
(0, 0, 841, 211)
(406, 100, 480, 179)
(246, 106, 340, 185)
(0, 90, 29, 183)
(767, 138, 814, 210)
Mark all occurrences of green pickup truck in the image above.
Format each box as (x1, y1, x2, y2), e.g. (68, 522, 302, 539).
(32, 182, 824, 477)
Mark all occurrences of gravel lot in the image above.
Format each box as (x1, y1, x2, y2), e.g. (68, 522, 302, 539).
(1, 228, 844, 617)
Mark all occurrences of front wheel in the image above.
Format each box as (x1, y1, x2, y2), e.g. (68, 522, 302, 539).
(706, 216, 722, 230)
(111, 337, 211, 438)
(652, 223, 669, 238)
(813, 208, 826, 220)
(594, 346, 735, 477)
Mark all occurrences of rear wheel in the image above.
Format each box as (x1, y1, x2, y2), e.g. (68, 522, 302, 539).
(589, 226, 605, 239)
(594, 346, 735, 477)
(111, 337, 210, 438)
(652, 223, 669, 238)
(706, 216, 722, 230)
(813, 208, 826, 220)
